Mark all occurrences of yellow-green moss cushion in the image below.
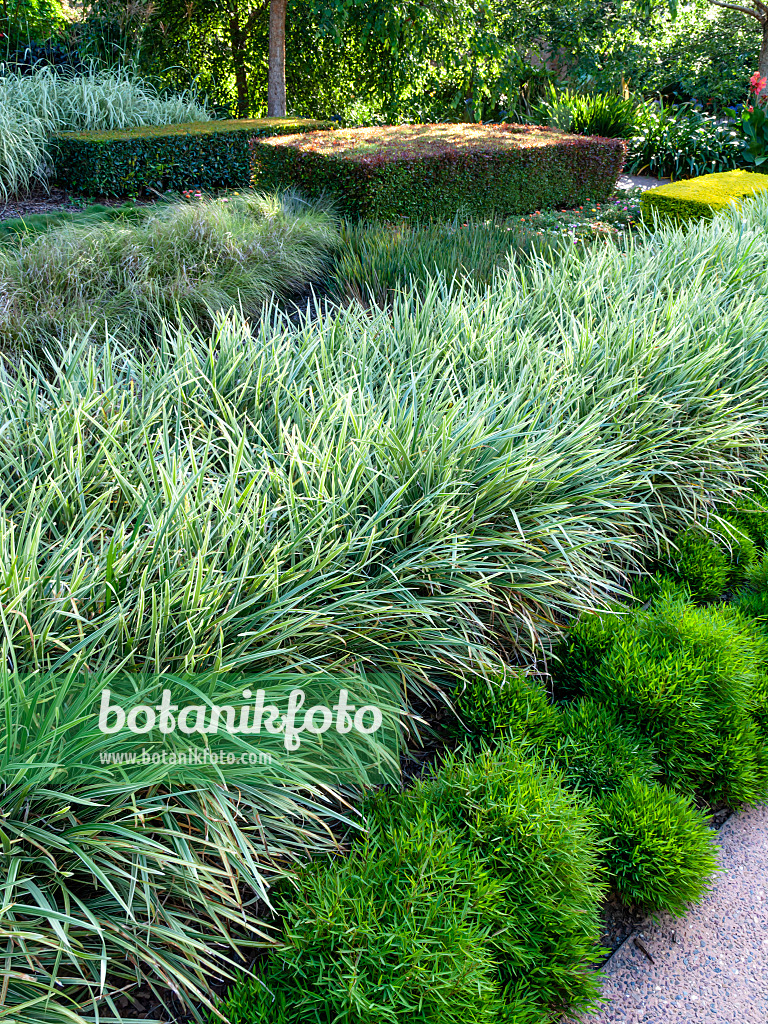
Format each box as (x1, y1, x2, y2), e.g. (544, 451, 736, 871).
(640, 169, 768, 223)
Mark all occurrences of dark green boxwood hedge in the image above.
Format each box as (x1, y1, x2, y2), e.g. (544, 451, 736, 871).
(52, 118, 334, 196)
(253, 124, 626, 220)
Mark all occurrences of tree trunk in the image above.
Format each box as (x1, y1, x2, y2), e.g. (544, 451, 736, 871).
(268, 0, 288, 117)
(760, 18, 768, 86)
(229, 11, 250, 117)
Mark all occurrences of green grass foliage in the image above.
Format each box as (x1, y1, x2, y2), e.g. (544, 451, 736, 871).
(332, 218, 561, 305)
(596, 778, 719, 913)
(218, 746, 605, 1024)
(4, 195, 768, 682)
(2, 666, 402, 1024)
(0, 202, 151, 242)
(0, 191, 339, 351)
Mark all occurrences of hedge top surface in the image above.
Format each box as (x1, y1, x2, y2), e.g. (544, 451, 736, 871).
(642, 169, 768, 211)
(259, 122, 602, 164)
(55, 117, 331, 143)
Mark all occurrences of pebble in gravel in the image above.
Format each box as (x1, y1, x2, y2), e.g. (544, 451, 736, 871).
(575, 803, 768, 1024)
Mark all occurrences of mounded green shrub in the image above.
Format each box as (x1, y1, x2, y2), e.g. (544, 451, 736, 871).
(53, 117, 334, 196)
(724, 492, 768, 550)
(219, 746, 606, 1024)
(584, 593, 768, 805)
(640, 169, 768, 224)
(454, 671, 559, 743)
(253, 123, 626, 220)
(227, 826, 508, 1024)
(596, 778, 719, 914)
(671, 529, 729, 601)
(551, 611, 623, 700)
(545, 699, 659, 798)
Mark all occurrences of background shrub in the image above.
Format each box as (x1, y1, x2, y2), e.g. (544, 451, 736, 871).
(53, 117, 333, 196)
(527, 85, 638, 139)
(254, 124, 626, 220)
(626, 102, 744, 179)
(596, 778, 719, 914)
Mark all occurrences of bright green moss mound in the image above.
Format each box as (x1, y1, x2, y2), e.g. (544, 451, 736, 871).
(640, 169, 768, 223)
(53, 117, 333, 196)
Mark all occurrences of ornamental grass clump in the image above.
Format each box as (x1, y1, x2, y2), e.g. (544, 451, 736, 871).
(5, 194, 768, 680)
(0, 190, 339, 350)
(1, 666, 403, 1024)
(332, 218, 562, 305)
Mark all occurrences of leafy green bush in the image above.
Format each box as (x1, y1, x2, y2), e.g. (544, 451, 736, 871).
(222, 828, 507, 1024)
(453, 671, 559, 743)
(254, 123, 626, 220)
(671, 529, 730, 601)
(551, 612, 622, 700)
(529, 86, 638, 139)
(725, 491, 768, 550)
(331, 217, 562, 305)
(714, 520, 758, 586)
(53, 117, 334, 196)
(584, 594, 768, 805)
(0, 190, 339, 350)
(219, 746, 605, 1024)
(545, 699, 659, 798)
(596, 778, 718, 914)
(626, 102, 744, 179)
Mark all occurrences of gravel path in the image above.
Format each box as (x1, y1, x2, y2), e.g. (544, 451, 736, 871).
(615, 174, 671, 192)
(580, 803, 768, 1023)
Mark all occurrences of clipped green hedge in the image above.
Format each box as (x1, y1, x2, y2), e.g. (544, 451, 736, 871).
(52, 117, 334, 196)
(253, 123, 626, 220)
(640, 169, 768, 224)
